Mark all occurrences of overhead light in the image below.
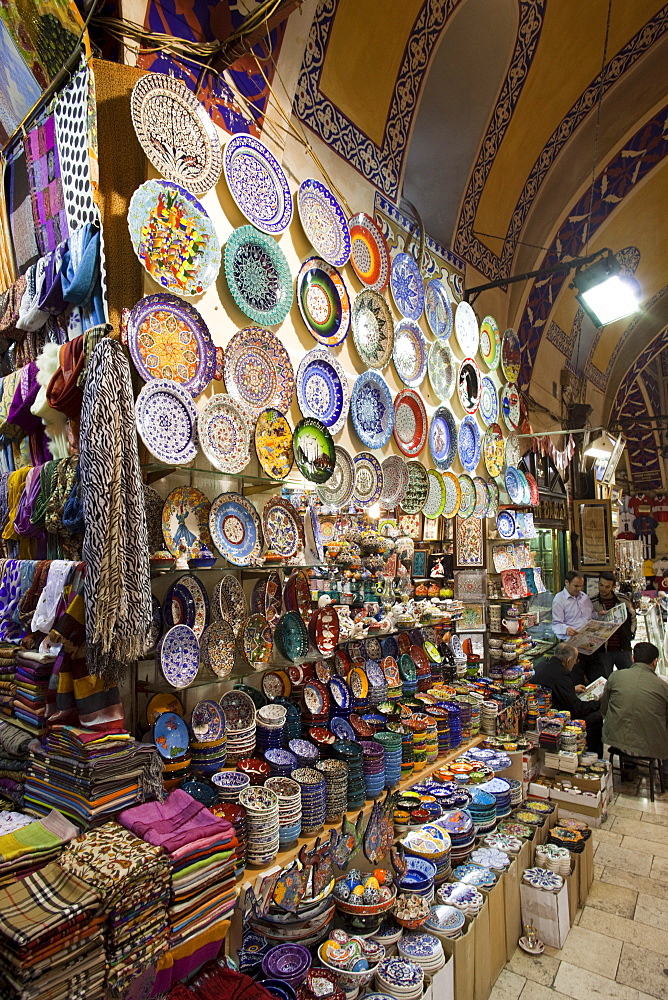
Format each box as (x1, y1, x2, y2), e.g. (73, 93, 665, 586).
(572, 252, 640, 327)
(584, 433, 613, 459)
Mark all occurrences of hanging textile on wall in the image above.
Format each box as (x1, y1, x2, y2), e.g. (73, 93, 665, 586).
(55, 58, 99, 234)
(23, 116, 70, 255)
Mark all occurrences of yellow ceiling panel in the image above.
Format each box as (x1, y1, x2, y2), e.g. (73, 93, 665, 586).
(318, 0, 424, 146)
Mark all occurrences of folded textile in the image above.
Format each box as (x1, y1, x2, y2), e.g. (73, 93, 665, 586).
(118, 789, 234, 853)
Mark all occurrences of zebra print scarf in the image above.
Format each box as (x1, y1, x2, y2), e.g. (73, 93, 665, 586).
(79, 339, 151, 681)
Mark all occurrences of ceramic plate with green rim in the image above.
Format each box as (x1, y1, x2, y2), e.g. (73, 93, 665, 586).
(458, 474, 477, 519)
(351, 288, 394, 370)
(479, 315, 501, 369)
(399, 460, 430, 514)
(441, 471, 462, 519)
(292, 417, 336, 483)
(296, 256, 351, 346)
(423, 469, 446, 519)
(485, 479, 500, 517)
(224, 224, 293, 326)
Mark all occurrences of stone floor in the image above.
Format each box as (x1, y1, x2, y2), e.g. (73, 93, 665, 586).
(490, 771, 668, 1000)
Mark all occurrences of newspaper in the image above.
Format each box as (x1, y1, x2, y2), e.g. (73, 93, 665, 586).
(567, 618, 621, 654)
(578, 676, 606, 701)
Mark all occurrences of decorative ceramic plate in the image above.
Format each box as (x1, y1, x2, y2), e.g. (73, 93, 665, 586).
(146, 691, 184, 727)
(163, 582, 195, 631)
(293, 418, 336, 483)
(197, 394, 250, 474)
(154, 710, 190, 759)
(275, 611, 309, 661)
(429, 406, 457, 471)
(480, 316, 501, 369)
(496, 510, 516, 539)
(162, 486, 213, 557)
(209, 492, 263, 565)
(486, 479, 500, 517)
(458, 475, 476, 519)
(353, 452, 384, 507)
(201, 619, 235, 678)
(238, 614, 273, 670)
(442, 471, 462, 518)
(262, 496, 305, 559)
(424, 278, 453, 340)
(297, 257, 351, 347)
(351, 289, 394, 369)
(191, 699, 226, 741)
(516, 467, 531, 505)
(483, 423, 505, 478)
(428, 339, 456, 402)
(505, 432, 521, 468)
(223, 134, 292, 234)
(381, 455, 410, 509)
(525, 471, 540, 505)
(251, 572, 283, 628)
(505, 466, 524, 504)
(128, 179, 221, 296)
(296, 348, 349, 434)
(297, 178, 351, 267)
(126, 293, 216, 396)
(160, 624, 200, 688)
(131, 73, 222, 195)
(223, 325, 295, 414)
(351, 370, 394, 449)
(458, 414, 482, 473)
(393, 319, 428, 387)
(458, 358, 482, 414)
(254, 407, 294, 480)
(424, 470, 446, 519)
(393, 389, 427, 457)
(400, 461, 429, 514)
(169, 574, 209, 639)
(454, 301, 479, 357)
(501, 328, 521, 382)
(473, 477, 488, 519)
(479, 377, 499, 426)
(348, 212, 390, 291)
(135, 379, 198, 465)
(216, 574, 247, 627)
(309, 606, 340, 656)
(317, 445, 354, 507)
(390, 252, 424, 321)
(500, 383, 521, 432)
(224, 225, 293, 326)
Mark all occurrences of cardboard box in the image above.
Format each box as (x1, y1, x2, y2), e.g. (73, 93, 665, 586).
(473, 896, 491, 1000)
(565, 868, 579, 924)
(500, 751, 524, 782)
(430, 954, 454, 1000)
(440, 917, 475, 1000)
(503, 854, 523, 961)
(558, 806, 603, 828)
(482, 875, 507, 984)
(520, 881, 570, 949)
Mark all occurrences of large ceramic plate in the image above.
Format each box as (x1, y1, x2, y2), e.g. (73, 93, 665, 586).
(480, 316, 501, 369)
(505, 432, 521, 468)
(442, 471, 461, 518)
(126, 293, 215, 397)
(351, 289, 394, 369)
(381, 455, 409, 509)
(479, 376, 499, 426)
(458, 474, 476, 519)
(160, 624, 200, 688)
(424, 278, 453, 340)
(454, 301, 480, 357)
(293, 418, 336, 483)
(224, 225, 293, 326)
(500, 383, 521, 432)
(297, 178, 351, 267)
(252, 572, 283, 628)
(429, 406, 457, 471)
(483, 423, 505, 478)
(296, 348, 349, 434)
(201, 620, 235, 679)
(350, 370, 394, 449)
(216, 575, 247, 627)
(171, 574, 210, 639)
(393, 319, 428, 387)
(297, 257, 351, 347)
(209, 492, 263, 565)
(428, 339, 456, 402)
(390, 252, 424, 321)
(135, 379, 198, 465)
(473, 478, 488, 520)
(505, 466, 524, 505)
(262, 496, 304, 559)
(131, 74, 222, 195)
(486, 479, 500, 517)
(348, 212, 390, 291)
(501, 328, 521, 383)
(458, 414, 482, 473)
(223, 325, 294, 415)
(254, 407, 294, 480)
(400, 461, 429, 514)
(197, 394, 250, 474)
(128, 179, 221, 296)
(353, 452, 384, 507)
(317, 446, 354, 507)
(458, 358, 482, 414)
(223, 134, 292, 234)
(393, 388, 427, 457)
(162, 486, 213, 557)
(154, 710, 189, 758)
(424, 469, 446, 519)
(238, 614, 273, 670)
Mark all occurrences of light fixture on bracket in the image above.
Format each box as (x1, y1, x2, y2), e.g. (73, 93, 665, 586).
(584, 431, 613, 459)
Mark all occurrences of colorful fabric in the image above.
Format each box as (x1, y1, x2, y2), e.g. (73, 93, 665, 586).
(55, 60, 99, 235)
(8, 152, 39, 273)
(118, 789, 235, 854)
(0, 860, 99, 946)
(23, 116, 69, 255)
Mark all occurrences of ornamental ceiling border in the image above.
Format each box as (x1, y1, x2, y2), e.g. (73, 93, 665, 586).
(614, 325, 668, 414)
(585, 284, 668, 392)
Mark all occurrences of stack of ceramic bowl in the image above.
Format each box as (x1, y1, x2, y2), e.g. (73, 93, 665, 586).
(265, 776, 302, 847)
(398, 857, 436, 903)
(239, 785, 280, 866)
(211, 801, 247, 875)
(316, 759, 348, 822)
(261, 943, 311, 988)
(478, 777, 512, 819)
(436, 882, 484, 917)
(274, 697, 302, 744)
(535, 843, 571, 875)
(190, 735, 227, 776)
(400, 825, 452, 886)
(470, 847, 510, 871)
(441, 702, 462, 748)
(360, 740, 385, 799)
(452, 863, 497, 888)
(212, 770, 250, 803)
(373, 731, 403, 788)
(375, 956, 424, 1000)
(425, 708, 450, 757)
(522, 867, 564, 893)
(484, 832, 523, 855)
(256, 704, 287, 755)
(425, 720, 439, 763)
(371, 915, 404, 950)
(398, 932, 445, 975)
(399, 729, 414, 778)
(434, 811, 475, 867)
(508, 778, 523, 807)
(264, 748, 298, 777)
(331, 740, 365, 809)
(424, 904, 465, 941)
(455, 699, 472, 741)
(366, 659, 388, 706)
(288, 738, 320, 768)
(291, 767, 326, 836)
(467, 788, 497, 834)
(434, 782, 472, 811)
(221, 690, 257, 765)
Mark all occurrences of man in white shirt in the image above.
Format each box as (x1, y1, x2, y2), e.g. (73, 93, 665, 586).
(551, 570, 602, 683)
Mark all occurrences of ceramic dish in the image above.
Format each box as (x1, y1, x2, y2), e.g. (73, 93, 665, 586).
(501, 328, 521, 382)
(428, 339, 456, 402)
(296, 256, 351, 347)
(458, 358, 482, 414)
(478, 377, 499, 426)
(209, 492, 263, 565)
(254, 407, 294, 480)
(441, 471, 461, 518)
(429, 407, 457, 471)
(348, 212, 391, 291)
(500, 383, 521, 432)
(381, 455, 410, 509)
(296, 348, 349, 434)
(400, 461, 430, 514)
(223, 325, 295, 415)
(483, 423, 505, 478)
(472, 477, 488, 519)
(505, 432, 521, 468)
(454, 301, 479, 357)
(146, 692, 184, 727)
(293, 418, 336, 483)
(238, 613, 273, 670)
(201, 619, 235, 678)
(353, 452, 384, 507)
(224, 225, 293, 326)
(169, 574, 209, 639)
(223, 133, 292, 233)
(216, 574, 247, 626)
(197, 394, 250, 473)
(351, 289, 394, 370)
(262, 496, 305, 560)
(423, 470, 446, 519)
(390, 252, 424, 321)
(458, 414, 482, 473)
(298, 178, 351, 267)
(154, 710, 190, 759)
(159, 624, 200, 688)
(317, 445, 355, 507)
(505, 466, 524, 504)
(424, 279, 452, 340)
(393, 319, 428, 387)
(393, 389, 427, 457)
(135, 379, 198, 465)
(479, 315, 501, 369)
(191, 699, 226, 742)
(457, 475, 476, 519)
(350, 370, 394, 449)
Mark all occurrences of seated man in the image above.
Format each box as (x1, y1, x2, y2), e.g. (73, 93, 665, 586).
(601, 642, 668, 772)
(532, 642, 603, 754)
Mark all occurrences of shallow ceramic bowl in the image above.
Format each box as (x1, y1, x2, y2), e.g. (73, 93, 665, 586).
(394, 912, 430, 930)
(333, 879, 396, 916)
(317, 949, 383, 990)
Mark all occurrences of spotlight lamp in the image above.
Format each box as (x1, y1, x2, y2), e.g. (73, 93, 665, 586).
(584, 432, 613, 459)
(571, 251, 641, 327)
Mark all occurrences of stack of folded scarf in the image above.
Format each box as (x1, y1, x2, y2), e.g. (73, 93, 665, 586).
(12, 651, 55, 734)
(119, 789, 239, 951)
(59, 820, 171, 995)
(0, 808, 78, 886)
(0, 861, 105, 1000)
(0, 646, 16, 718)
(0, 719, 31, 809)
(23, 726, 163, 827)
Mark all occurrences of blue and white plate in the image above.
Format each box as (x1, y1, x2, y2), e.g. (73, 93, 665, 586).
(454, 301, 479, 357)
(209, 492, 263, 566)
(135, 379, 198, 465)
(351, 370, 394, 449)
(330, 716, 355, 740)
(429, 407, 457, 471)
(353, 452, 384, 507)
(296, 348, 349, 435)
(516, 467, 531, 505)
(479, 377, 499, 427)
(191, 699, 226, 741)
(223, 134, 292, 234)
(329, 675, 352, 709)
(458, 415, 481, 473)
(496, 509, 516, 539)
(297, 178, 351, 267)
(163, 581, 196, 630)
(424, 278, 453, 339)
(159, 625, 200, 688)
(505, 466, 524, 504)
(393, 319, 428, 387)
(390, 252, 424, 321)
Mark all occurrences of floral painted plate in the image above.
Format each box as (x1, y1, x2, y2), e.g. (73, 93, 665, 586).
(216, 575, 247, 628)
(252, 572, 283, 628)
(390, 252, 424, 321)
(317, 445, 354, 507)
(162, 486, 213, 557)
(296, 256, 351, 347)
(458, 358, 482, 414)
(353, 452, 384, 507)
(159, 624, 200, 688)
(191, 699, 227, 741)
(351, 370, 394, 449)
(126, 293, 216, 396)
(238, 614, 273, 670)
(262, 496, 305, 559)
(163, 582, 195, 630)
(486, 479, 500, 517)
(425, 278, 453, 340)
(297, 178, 351, 267)
(393, 319, 428, 387)
(351, 289, 394, 369)
(348, 212, 390, 291)
(429, 406, 457, 471)
(209, 492, 263, 565)
(224, 225, 293, 326)
(473, 477, 488, 519)
(254, 407, 294, 480)
(458, 474, 476, 519)
(496, 510, 516, 539)
(168, 574, 210, 639)
(428, 339, 456, 402)
(501, 328, 521, 383)
(223, 325, 294, 415)
(400, 461, 429, 514)
(223, 134, 292, 233)
(505, 466, 524, 504)
(424, 470, 446, 519)
(442, 471, 462, 518)
(201, 620, 235, 679)
(458, 414, 482, 473)
(479, 376, 499, 426)
(500, 383, 521, 432)
(381, 455, 410, 509)
(296, 348, 349, 434)
(197, 394, 250, 474)
(128, 179, 221, 296)
(454, 301, 479, 357)
(505, 432, 521, 468)
(483, 423, 505, 478)
(480, 316, 501, 369)
(293, 418, 336, 483)
(393, 388, 427, 457)
(135, 379, 198, 465)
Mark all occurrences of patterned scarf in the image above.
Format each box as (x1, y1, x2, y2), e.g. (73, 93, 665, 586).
(79, 339, 151, 681)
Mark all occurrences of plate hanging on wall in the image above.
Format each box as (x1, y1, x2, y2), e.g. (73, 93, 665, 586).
(353, 452, 384, 507)
(482, 423, 505, 479)
(296, 348, 349, 435)
(390, 252, 424, 321)
(479, 315, 501, 369)
(442, 471, 462, 518)
(351, 289, 394, 369)
(348, 212, 391, 291)
(223, 133, 292, 233)
(262, 496, 305, 560)
(162, 486, 213, 557)
(224, 225, 293, 326)
(505, 432, 521, 468)
(297, 178, 351, 267)
(423, 469, 446, 519)
(392, 319, 428, 387)
(458, 414, 482, 473)
(380, 455, 410, 509)
(486, 479, 500, 517)
(135, 379, 198, 465)
(472, 477, 488, 519)
(505, 466, 524, 504)
(296, 256, 351, 347)
(500, 383, 521, 432)
(429, 406, 457, 471)
(293, 418, 336, 483)
(458, 358, 482, 414)
(454, 301, 480, 357)
(479, 376, 499, 426)
(350, 370, 394, 449)
(317, 445, 354, 507)
(428, 339, 456, 402)
(197, 394, 250, 474)
(458, 474, 477, 519)
(169, 574, 210, 639)
(400, 461, 430, 514)
(424, 278, 453, 340)
(223, 325, 295, 415)
(254, 407, 294, 480)
(209, 492, 263, 566)
(501, 328, 522, 383)
(393, 388, 427, 457)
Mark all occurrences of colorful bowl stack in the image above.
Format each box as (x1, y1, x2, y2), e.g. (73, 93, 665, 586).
(435, 810, 476, 866)
(255, 704, 287, 755)
(289, 738, 320, 769)
(425, 719, 439, 763)
(426, 708, 450, 756)
(264, 748, 299, 777)
(375, 955, 424, 1000)
(478, 776, 512, 819)
(398, 931, 445, 975)
(360, 740, 385, 799)
(455, 698, 472, 740)
(239, 785, 280, 866)
(291, 767, 327, 836)
(274, 697, 302, 743)
(212, 771, 250, 803)
(401, 825, 452, 885)
(332, 740, 365, 809)
(211, 801, 248, 876)
(221, 691, 257, 765)
(442, 702, 463, 748)
(467, 788, 498, 834)
(508, 778, 523, 807)
(316, 759, 348, 822)
(366, 659, 388, 706)
(261, 943, 312, 988)
(373, 731, 402, 788)
(265, 776, 302, 847)
(436, 881, 484, 916)
(400, 729, 415, 778)
(424, 903, 465, 940)
(191, 733, 228, 776)
(398, 857, 437, 902)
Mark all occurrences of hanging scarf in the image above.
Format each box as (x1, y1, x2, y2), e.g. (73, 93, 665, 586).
(16, 258, 49, 332)
(37, 240, 68, 316)
(46, 336, 84, 419)
(31, 559, 75, 635)
(0, 560, 26, 643)
(2, 466, 31, 556)
(79, 339, 151, 681)
(12, 465, 42, 537)
(31, 343, 69, 459)
(18, 559, 50, 629)
(0, 275, 26, 340)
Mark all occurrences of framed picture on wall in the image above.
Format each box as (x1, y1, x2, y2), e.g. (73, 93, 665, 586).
(397, 512, 423, 540)
(412, 548, 428, 578)
(575, 500, 613, 572)
(423, 517, 441, 541)
(459, 604, 486, 631)
(455, 516, 485, 568)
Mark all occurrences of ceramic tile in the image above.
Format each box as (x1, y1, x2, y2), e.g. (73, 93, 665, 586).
(518, 981, 572, 1000)
(592, 843, 653, 877)
(584, 879, 637, 919)
(553, 961, 642, 1000)
(579, 906, 668, 955)
(620, 834, 668, 859)
(489, 969, 526, 1000)
(593, 828, 624, 846)
(613, 817, 668, 843)
(616, 943, 668, 1000)
(601, 866, 668, 903)
(551, 924, 622, 979)
(650, 857, 668, 884)
(507, 946, 560, 986)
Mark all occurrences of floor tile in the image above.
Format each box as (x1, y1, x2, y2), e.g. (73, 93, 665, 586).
(489, 969, 526, 1000)
(552, 924, 622, 979)
(621, 835, 668, 859)
(634, 897, 668, 932)
(592, 843, 653, 876)
(640, 810, 668, 825)
(553, 961, 641, 1000)
(584, 879, 637, 919)
(601, 866, 668, 902)
(616, 942, 668, 1000)
(609, 804, 650, 819)
(612, 818, 668, 844)
(593, 862, 605, 879)
(593, 829, 624, 846)
(519, 982, 572, 1000)
(506, 946, 560, 986)
(579, 906, 668, 955)
(611, 795, 668, 815)
(650, 857, 668, 883)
